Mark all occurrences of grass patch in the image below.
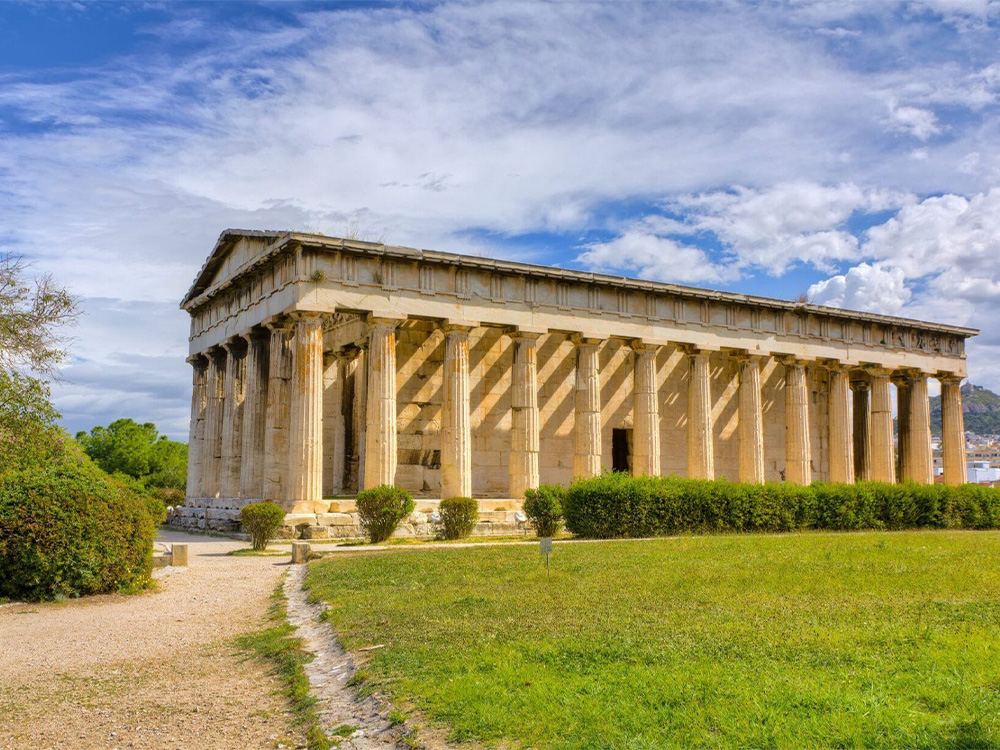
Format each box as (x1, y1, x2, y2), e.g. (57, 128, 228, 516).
(235, 580, 330, 750)
(308, 530, 1000, 749)
(228, 548, 288, 557)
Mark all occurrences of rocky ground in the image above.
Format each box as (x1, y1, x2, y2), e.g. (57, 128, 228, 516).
(0, 531, 304, 750)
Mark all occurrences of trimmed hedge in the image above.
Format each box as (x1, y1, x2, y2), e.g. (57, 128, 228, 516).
(523, 484, 565, 537)
(240, 501, 286, 550)
(563, 473, 1000, 539)
(437, 497, 478, 540)
(0, 462, 161, 601)
(356, 485, 415, 543)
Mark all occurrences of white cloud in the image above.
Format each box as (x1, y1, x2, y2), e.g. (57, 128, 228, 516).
(886, 104, 941, 140)
(576, 232, 732, 285)
(807, 263, 911, 314)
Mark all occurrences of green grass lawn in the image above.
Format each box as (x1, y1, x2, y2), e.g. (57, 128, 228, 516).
(306, 531, 1000, 749)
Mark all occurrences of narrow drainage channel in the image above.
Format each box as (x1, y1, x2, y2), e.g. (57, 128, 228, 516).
(283, 565, 400, 748)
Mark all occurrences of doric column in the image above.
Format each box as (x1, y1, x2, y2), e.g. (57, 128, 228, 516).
(828, 364, 854, 484)
(349, 345, 367, 490)
(364, 317, 400, 490)
(736, 354, 765, 484)
(509, 331, 541, 499)
(783, 359, 811, 485)
(323, 350, 347, 497)
(907, 372, 933, 485)
(851, 380, 871, 482)
(239, 329, 269, 501)
(441, 323, 473, 498)
(201, 347, 226, 499)
(573, 337, 603, 479)
(686, 348, 714, 480)
(185, 355, 208, 500)
(631, 341, 660, 477)
(219, 337, 247, 500)
(940, 375, 968, 485)
(263, 318, 294, 504)
(869, 368, 896, 483)
(895, 375, 912, 482)
(287, 313, 325, 513)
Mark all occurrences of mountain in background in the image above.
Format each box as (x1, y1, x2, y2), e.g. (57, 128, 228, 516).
(930, 383, 1000, 437)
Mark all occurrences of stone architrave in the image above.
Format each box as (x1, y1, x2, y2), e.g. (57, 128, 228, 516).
(509, 331, 541, 499)
(940, 376, 968, 485)
(783, 359, 811, 485)
(287, 313, 325, 513)
(907, 372, 933, 485)
(263, 318, 294, 504)
(736, 354, 765, 484)
(441, 323, 473, 499)
(239, 329, 269, 500)
(828, 364, 854, 484)
(631, 341, 661, 477)
(686, 347, 715, 480)
(219, 337, 247, 499)
(851, 380, 872, 482)
(364, 317, 401, 490)
(869, 369, 896, 483)
(185, 355, 208, 500)
(573, 337, 603, 480)
(201, 348, 227, 499)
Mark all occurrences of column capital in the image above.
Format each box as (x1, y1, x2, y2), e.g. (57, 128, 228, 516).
(570, 334, 604, 348)
(186, 353, 208, 367)
(937, 372, 964, 385)
(242, 326, 270, 344)
(776, 355, 810, 368)
(506, 326, 545, 342)
(821, 358, 853, 373)
(863, 364, 895, 378)
(221, 335, 248, 356)
(288, 310, 325, 323)
(850, 378, 870, 392)
(442, 319, 476, 335)
(206, 345, 226, 362)
(367, 312, 407, 329)
(729, 349, 765, 363)
(679, 343, 716, 358)
(629, 339, 659, 353)
(264, 315, 294, 333)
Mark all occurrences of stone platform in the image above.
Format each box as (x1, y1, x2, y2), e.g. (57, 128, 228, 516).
(167, 497, 528, 539)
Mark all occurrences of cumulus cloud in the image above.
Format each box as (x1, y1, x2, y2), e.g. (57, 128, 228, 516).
(807, 263, 911, 314)
(576, 232, 732, 285)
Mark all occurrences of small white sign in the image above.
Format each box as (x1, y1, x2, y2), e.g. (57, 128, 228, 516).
(539, 537, 553, 555)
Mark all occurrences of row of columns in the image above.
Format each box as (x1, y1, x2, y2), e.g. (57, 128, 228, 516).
(187, 316, 969, 510)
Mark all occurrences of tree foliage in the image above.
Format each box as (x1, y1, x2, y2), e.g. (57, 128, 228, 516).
(0, 253, 78, 376)
(0, 371, 72, 472)
(76, 418, 188, 491)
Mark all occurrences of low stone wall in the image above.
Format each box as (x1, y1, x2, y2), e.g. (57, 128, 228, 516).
(166, 498, 528, 540)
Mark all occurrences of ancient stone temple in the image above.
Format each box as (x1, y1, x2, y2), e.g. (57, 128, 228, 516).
(175, 229, 975, 536)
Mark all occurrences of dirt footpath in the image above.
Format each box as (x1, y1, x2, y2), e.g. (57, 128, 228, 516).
(0, 531, 302, 750)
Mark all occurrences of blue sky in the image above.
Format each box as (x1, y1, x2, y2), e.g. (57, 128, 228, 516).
(1, 0, 999, 439)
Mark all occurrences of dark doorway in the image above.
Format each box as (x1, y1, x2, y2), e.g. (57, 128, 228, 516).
(612, 428, 632, 473)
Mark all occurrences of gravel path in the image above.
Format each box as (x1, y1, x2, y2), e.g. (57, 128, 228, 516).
(0, 531, 304, 749)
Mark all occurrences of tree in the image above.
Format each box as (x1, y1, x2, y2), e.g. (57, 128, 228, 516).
(76, 419, 188, 490)
(0, 371, 68, 471)
(0, 253, 78, 376)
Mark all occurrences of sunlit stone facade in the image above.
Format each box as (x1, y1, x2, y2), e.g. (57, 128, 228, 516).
(177, 229, 976, 535)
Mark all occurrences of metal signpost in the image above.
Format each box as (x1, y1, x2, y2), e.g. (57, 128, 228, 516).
(539, 536, 553, 574)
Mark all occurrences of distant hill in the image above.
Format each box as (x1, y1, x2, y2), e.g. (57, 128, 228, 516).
(930, 383, 1000, 437)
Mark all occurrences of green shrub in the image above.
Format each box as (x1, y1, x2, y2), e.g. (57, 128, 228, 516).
(0, 461, 159, 601)
(563, 474, 1000, 539)
(523, 485, 565, 537)
(240, 501, 286, 550)
(437, 497, 479, 540)
(356, 485, 415, 543)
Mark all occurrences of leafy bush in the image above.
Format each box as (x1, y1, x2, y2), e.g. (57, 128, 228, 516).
(437, 497, 479, 540)
(240, 501, 286, 550)
(563, 474, 1000, 539)
(356, 485, 415, 543)
(0, 461, 159, 601)
(152, 486, 185, 507)
(523, 484, 565, 537)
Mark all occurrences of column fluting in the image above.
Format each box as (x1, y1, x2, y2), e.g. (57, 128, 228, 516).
(239, 329, 269, 501)
(185, 355, 208, 500)
(263, 319, 294, 505)
(895, 376, 912, 482)
(632, 342, 661, 477)
(737, 355, 765, 484)
(509, 332, 541, 499)
(219, 337, 247, 500)
(201, 348, 226, 499)
(784, 359, 811, 485)
(287, 313, 325, 512)
(907, 373, 933, 485)
(869, 369, 896, 483)
(828, 365, 855, 484)
(687, 348, 715, 480)
(323, 350, 347, 497)
(441, 324, 472, 499)
(940, 376, 968, 485)
(851, 380, 872, 482)
(573, 337, 603, 479)
(364, 318, 400, 490)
